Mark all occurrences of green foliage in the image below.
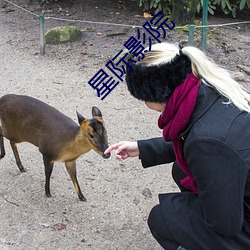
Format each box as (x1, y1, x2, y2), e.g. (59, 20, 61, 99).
(239, 0, 250, 9)
(205, 0, 250, 18)
(197, 0, 216, 15)
(136, 0, 172, 15)
(213, 0, 238, 17)
(135, 0, 250, 18)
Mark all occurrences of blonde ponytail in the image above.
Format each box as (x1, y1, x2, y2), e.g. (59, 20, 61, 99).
(181, 46, 250, 112)
(142, 42, 250, 112)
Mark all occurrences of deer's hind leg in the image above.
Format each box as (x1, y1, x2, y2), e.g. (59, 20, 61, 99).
(10, 141, 26, 172)
(65, 160, 86, 202)
(0, 126, 5, 159)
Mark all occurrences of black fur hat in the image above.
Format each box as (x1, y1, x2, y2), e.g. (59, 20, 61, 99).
(125, 52, 192, 103)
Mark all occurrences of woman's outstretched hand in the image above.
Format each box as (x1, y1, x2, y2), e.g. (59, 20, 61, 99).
(104, 141, 139, 160)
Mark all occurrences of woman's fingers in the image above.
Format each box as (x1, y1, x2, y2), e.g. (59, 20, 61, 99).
(104, 142, 126, 154)
(104, 141, 139, 160)
(114, 143, 128, 155)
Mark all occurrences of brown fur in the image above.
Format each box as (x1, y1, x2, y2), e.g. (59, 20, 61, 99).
(0, 94, 110, 201)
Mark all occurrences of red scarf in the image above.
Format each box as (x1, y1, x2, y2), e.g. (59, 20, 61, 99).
(158, 73, 200, 194)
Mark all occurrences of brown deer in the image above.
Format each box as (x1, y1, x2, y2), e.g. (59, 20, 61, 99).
(0, 94, 110, 201)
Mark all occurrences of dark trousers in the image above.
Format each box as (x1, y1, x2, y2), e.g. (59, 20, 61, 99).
(148, 162, 188, 250)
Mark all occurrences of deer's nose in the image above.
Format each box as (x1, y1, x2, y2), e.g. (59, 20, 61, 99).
(103, 152, 111, 159)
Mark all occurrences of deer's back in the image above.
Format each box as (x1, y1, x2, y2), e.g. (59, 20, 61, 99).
(0, 94, 79, 148)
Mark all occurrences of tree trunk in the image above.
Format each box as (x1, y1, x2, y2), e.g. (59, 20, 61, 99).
(171, 0, 198, 25)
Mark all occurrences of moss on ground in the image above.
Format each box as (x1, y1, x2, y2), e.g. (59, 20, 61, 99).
(45, 26, 82, 44)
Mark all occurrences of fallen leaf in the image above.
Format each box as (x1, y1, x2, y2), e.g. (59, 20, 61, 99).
(143, 12, 152, 18)
(51, 223, 67, 231)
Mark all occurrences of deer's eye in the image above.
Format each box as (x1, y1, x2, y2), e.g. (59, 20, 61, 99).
(89, 133, 94, 139)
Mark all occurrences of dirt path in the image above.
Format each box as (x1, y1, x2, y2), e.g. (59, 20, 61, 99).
(0, 1, 249, 249)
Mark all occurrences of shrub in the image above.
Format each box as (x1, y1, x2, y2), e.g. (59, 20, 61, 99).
(136, 0, 250, 18)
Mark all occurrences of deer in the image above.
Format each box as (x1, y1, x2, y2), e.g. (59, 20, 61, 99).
(0, 94, 111, 201)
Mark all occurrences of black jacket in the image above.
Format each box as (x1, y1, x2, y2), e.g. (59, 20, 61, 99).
(138, 84, 250, 249)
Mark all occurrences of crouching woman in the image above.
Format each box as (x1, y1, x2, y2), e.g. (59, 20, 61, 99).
(105, 43, 250, 249)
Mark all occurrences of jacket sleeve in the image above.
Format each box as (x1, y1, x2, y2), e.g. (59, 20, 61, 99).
(137, 137, 176, 168)
(185, 136, 249, 237)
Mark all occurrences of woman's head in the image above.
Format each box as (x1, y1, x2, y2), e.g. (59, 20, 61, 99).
(125, 43, 192, 103)
(125, 42, 250, 113)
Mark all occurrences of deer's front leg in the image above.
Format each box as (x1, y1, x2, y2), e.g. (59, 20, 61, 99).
(65, 160, 86, 202)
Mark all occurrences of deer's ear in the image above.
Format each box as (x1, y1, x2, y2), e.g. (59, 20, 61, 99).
(92, 106, 102, 118)
(76, 111, 85, 125)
